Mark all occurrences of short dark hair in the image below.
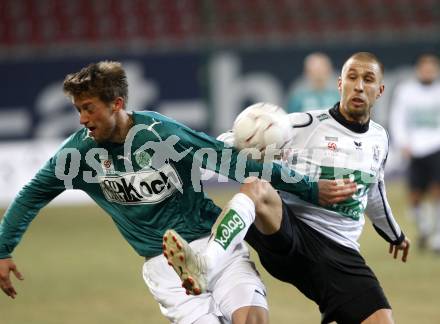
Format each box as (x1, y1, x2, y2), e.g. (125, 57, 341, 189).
(416, 53, 440, 67)
(63, 61, 128, 107)
(344, 52, 384, 76)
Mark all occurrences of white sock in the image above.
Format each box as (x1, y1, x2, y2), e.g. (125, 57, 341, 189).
(432, 201, 440, 250)
(203, 193, 256, 273)
(413, 204, 431, 238)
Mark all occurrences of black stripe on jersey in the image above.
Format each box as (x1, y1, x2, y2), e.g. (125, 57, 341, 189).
(383, 129, 390, 166)
(292, 113, 313, 128)
(374, 181, 405, 244)
(374, 224, 405, 245)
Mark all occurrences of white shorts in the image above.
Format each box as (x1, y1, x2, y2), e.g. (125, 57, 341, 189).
(142, 236, 268, 324)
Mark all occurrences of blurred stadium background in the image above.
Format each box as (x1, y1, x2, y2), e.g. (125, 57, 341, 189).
(1, 0, 440, 323)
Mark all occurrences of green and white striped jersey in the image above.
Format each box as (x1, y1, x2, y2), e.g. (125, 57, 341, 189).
(0, 111, 318, 259)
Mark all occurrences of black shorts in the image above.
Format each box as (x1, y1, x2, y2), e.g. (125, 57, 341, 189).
(409, 150, 440, 192)
(244, 202, 391, 324)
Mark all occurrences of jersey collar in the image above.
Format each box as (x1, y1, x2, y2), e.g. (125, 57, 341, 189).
(328, 102, 369, 133)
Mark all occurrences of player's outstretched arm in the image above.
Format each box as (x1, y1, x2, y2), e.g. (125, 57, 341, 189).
(0, 258, 24, 299)
(317, 178, 357, 206)
(389, 238, 411, 263)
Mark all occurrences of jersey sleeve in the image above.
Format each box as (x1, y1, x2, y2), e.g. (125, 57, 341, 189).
(365, 137, 405, 245)
(160, 118, 319, 204)
(0, 138, 76, 259)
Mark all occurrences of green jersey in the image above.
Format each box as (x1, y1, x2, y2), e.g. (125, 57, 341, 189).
(287, 89, 340, 113)
(0, 111, 318, 258)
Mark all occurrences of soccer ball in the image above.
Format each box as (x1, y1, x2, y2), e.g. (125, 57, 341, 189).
(232, 102, 293, 156)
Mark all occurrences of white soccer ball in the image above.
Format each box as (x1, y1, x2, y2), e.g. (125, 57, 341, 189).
(232, 102, 293, 156)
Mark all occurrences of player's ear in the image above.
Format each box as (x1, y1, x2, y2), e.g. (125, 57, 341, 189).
(113, 97, 124, 111)
(337, 76, 342, 92)
(377, 84, 385, 98)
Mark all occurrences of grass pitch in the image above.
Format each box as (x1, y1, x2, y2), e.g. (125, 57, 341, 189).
(1, 181, 440, 323)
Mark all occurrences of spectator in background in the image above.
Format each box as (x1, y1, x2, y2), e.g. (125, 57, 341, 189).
(390, 54, 440, 253)
(286, 52, 340, 113)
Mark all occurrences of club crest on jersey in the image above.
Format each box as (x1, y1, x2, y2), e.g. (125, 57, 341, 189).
(354, 140, 362, 150)
(134, 150, 152, 169)
(327, 142, 337, 151)
(98, 164, 182, 204)
(100, 157, 115, 174)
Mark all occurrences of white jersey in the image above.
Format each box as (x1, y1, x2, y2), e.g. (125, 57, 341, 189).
(389, 79, 440, 157)
(219, 106, 404, 251)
